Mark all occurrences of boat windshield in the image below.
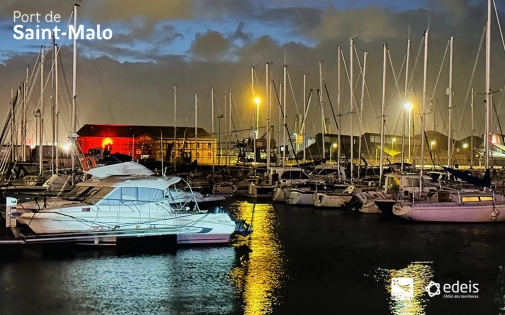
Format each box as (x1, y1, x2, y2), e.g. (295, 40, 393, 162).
(63, 185, 115, 204)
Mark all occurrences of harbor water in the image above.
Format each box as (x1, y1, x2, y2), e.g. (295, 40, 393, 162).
(1, 197, 504, 315)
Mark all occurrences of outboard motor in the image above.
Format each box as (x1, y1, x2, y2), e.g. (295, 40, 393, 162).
(345, 195, 362, 213)
(235, 220, 253, 237)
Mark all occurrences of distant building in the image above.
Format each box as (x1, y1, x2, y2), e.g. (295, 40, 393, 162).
(77, 124, 217, 164)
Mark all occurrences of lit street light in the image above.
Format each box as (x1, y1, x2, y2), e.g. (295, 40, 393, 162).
(253, 97, 260, 164)
(330, 143, 337, 163)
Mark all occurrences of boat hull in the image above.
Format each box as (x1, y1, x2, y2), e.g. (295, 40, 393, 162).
(393, 202, 505, 222)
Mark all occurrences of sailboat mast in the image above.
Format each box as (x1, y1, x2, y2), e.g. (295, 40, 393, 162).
(404, 31, 411, 167)
(420, 29, 429, 191)
(22, 65, 28, 161)
(471, 87, 474, 168)
(266, 62, 270, 168)
(195, 92, 198, 168)
(337, 46, 342, 181)
(358, 51, 367, 179)
(71, 4, 78, 183)
(51, 34, 56, 175)
(39, 45, 44, 176)
(303, 73, 307, 164)
(55, 43, 59, 173)
(448, 36, 454, 167)
(379, 44, 386, 182)
(228, 89, 232, 167)
(173, 84, 177, 173)
(485, 0, 491, 169)
(211, 88, 215, 173)
(319, 61, 325, 161)
(283, 65, 287, 166)
(350, 38, 354, 181)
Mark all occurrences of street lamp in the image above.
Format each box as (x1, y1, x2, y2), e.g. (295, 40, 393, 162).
(330, 143, 337, 163)
(404, 102, 413, 163)
(253, 97, 260, 164)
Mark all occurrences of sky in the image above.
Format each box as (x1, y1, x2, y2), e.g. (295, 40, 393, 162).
(0, 0, 504, 147)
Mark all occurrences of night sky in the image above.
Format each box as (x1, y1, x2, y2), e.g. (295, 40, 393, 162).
(0, 0, 504, 145)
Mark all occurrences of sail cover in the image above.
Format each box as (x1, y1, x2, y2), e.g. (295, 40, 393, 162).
(442, 167, 491, 188)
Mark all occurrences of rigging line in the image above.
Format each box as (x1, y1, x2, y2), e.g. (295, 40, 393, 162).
(230, 92, 244, 135)
(454, 26, 486, 136)
(324, 83, 349, 161)
(229, 93, 241, 144)
(387, 49, 403, 98)
(286, 70, 301, 116)
(271, 80, 300, 164)
(429, 40, 450, 111)
(84, 39, 115, 123)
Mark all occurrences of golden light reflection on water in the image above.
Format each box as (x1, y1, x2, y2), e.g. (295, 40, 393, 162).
(230, 201, 285, 315)
(370, 262, 434, 315)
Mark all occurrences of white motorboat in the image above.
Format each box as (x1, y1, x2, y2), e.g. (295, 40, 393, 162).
(313, 184, 356, 208)
(7, 175, 252, 245)
(248, 166, 312, 199)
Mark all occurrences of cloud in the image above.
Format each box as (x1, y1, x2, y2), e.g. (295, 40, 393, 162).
(190, 30, 231, 61)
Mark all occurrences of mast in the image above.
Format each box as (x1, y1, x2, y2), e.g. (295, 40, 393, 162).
(211, 88, 215, 173)
(283, 64, 287, 166)
(420, 29, 429, 191)
(224, 95, 227, 166)
(55, 44, 59, 173)
(173, 84, 177, 173)
(228, 89, 232, 167)
(39, 45, 44, 176)
(337, 46, 342, 181)
(10, 89, 14, 163)
(303, 73, 307, 164)
(266, 62, 270, 168)
(350, 38, 354, 181)
(358, 51, 367, 179)
(194, 92, 198, 169)
(70, 4, 78, 184)
(379, 44, 386, 182)
(471, 87, 474, 168)
(447, 36, 454, 168)
(251, 66, 256, 165)
(402, 30, 411, 171)
(319, 61, 325, 161)
(22, 65, 28, 161)
(161, 129, 163, 176)
(485, 0, 491, 169)
(51, 34, 56, 175)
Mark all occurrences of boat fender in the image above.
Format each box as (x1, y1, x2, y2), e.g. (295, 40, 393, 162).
(81, 156, 97, 171)
(344, 185, 355, 195)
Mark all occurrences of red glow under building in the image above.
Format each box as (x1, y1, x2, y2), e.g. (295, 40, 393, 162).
(77, 124, 215, 163)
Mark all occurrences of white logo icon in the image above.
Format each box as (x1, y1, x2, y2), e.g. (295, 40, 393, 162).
(426, 281, 441, 297)
(391, 277, 414, 300)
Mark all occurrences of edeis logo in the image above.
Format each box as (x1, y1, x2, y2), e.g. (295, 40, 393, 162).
(391, 277, 414, 300)
(426, 280, 479, 299)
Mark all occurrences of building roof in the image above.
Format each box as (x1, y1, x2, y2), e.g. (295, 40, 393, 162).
(77, 124, 212, 139)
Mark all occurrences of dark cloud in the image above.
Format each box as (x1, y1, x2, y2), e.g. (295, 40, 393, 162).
(190, 31, 231, 61)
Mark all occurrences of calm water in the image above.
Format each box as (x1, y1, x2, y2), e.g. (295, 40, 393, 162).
(1, 197, 505, 315)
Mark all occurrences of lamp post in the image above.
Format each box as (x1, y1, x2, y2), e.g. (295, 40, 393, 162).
(217, 114, 223, 166)
(254, 97, 260, 164)
(404, 102, 413, 163)
(330, 143, 337, 164)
